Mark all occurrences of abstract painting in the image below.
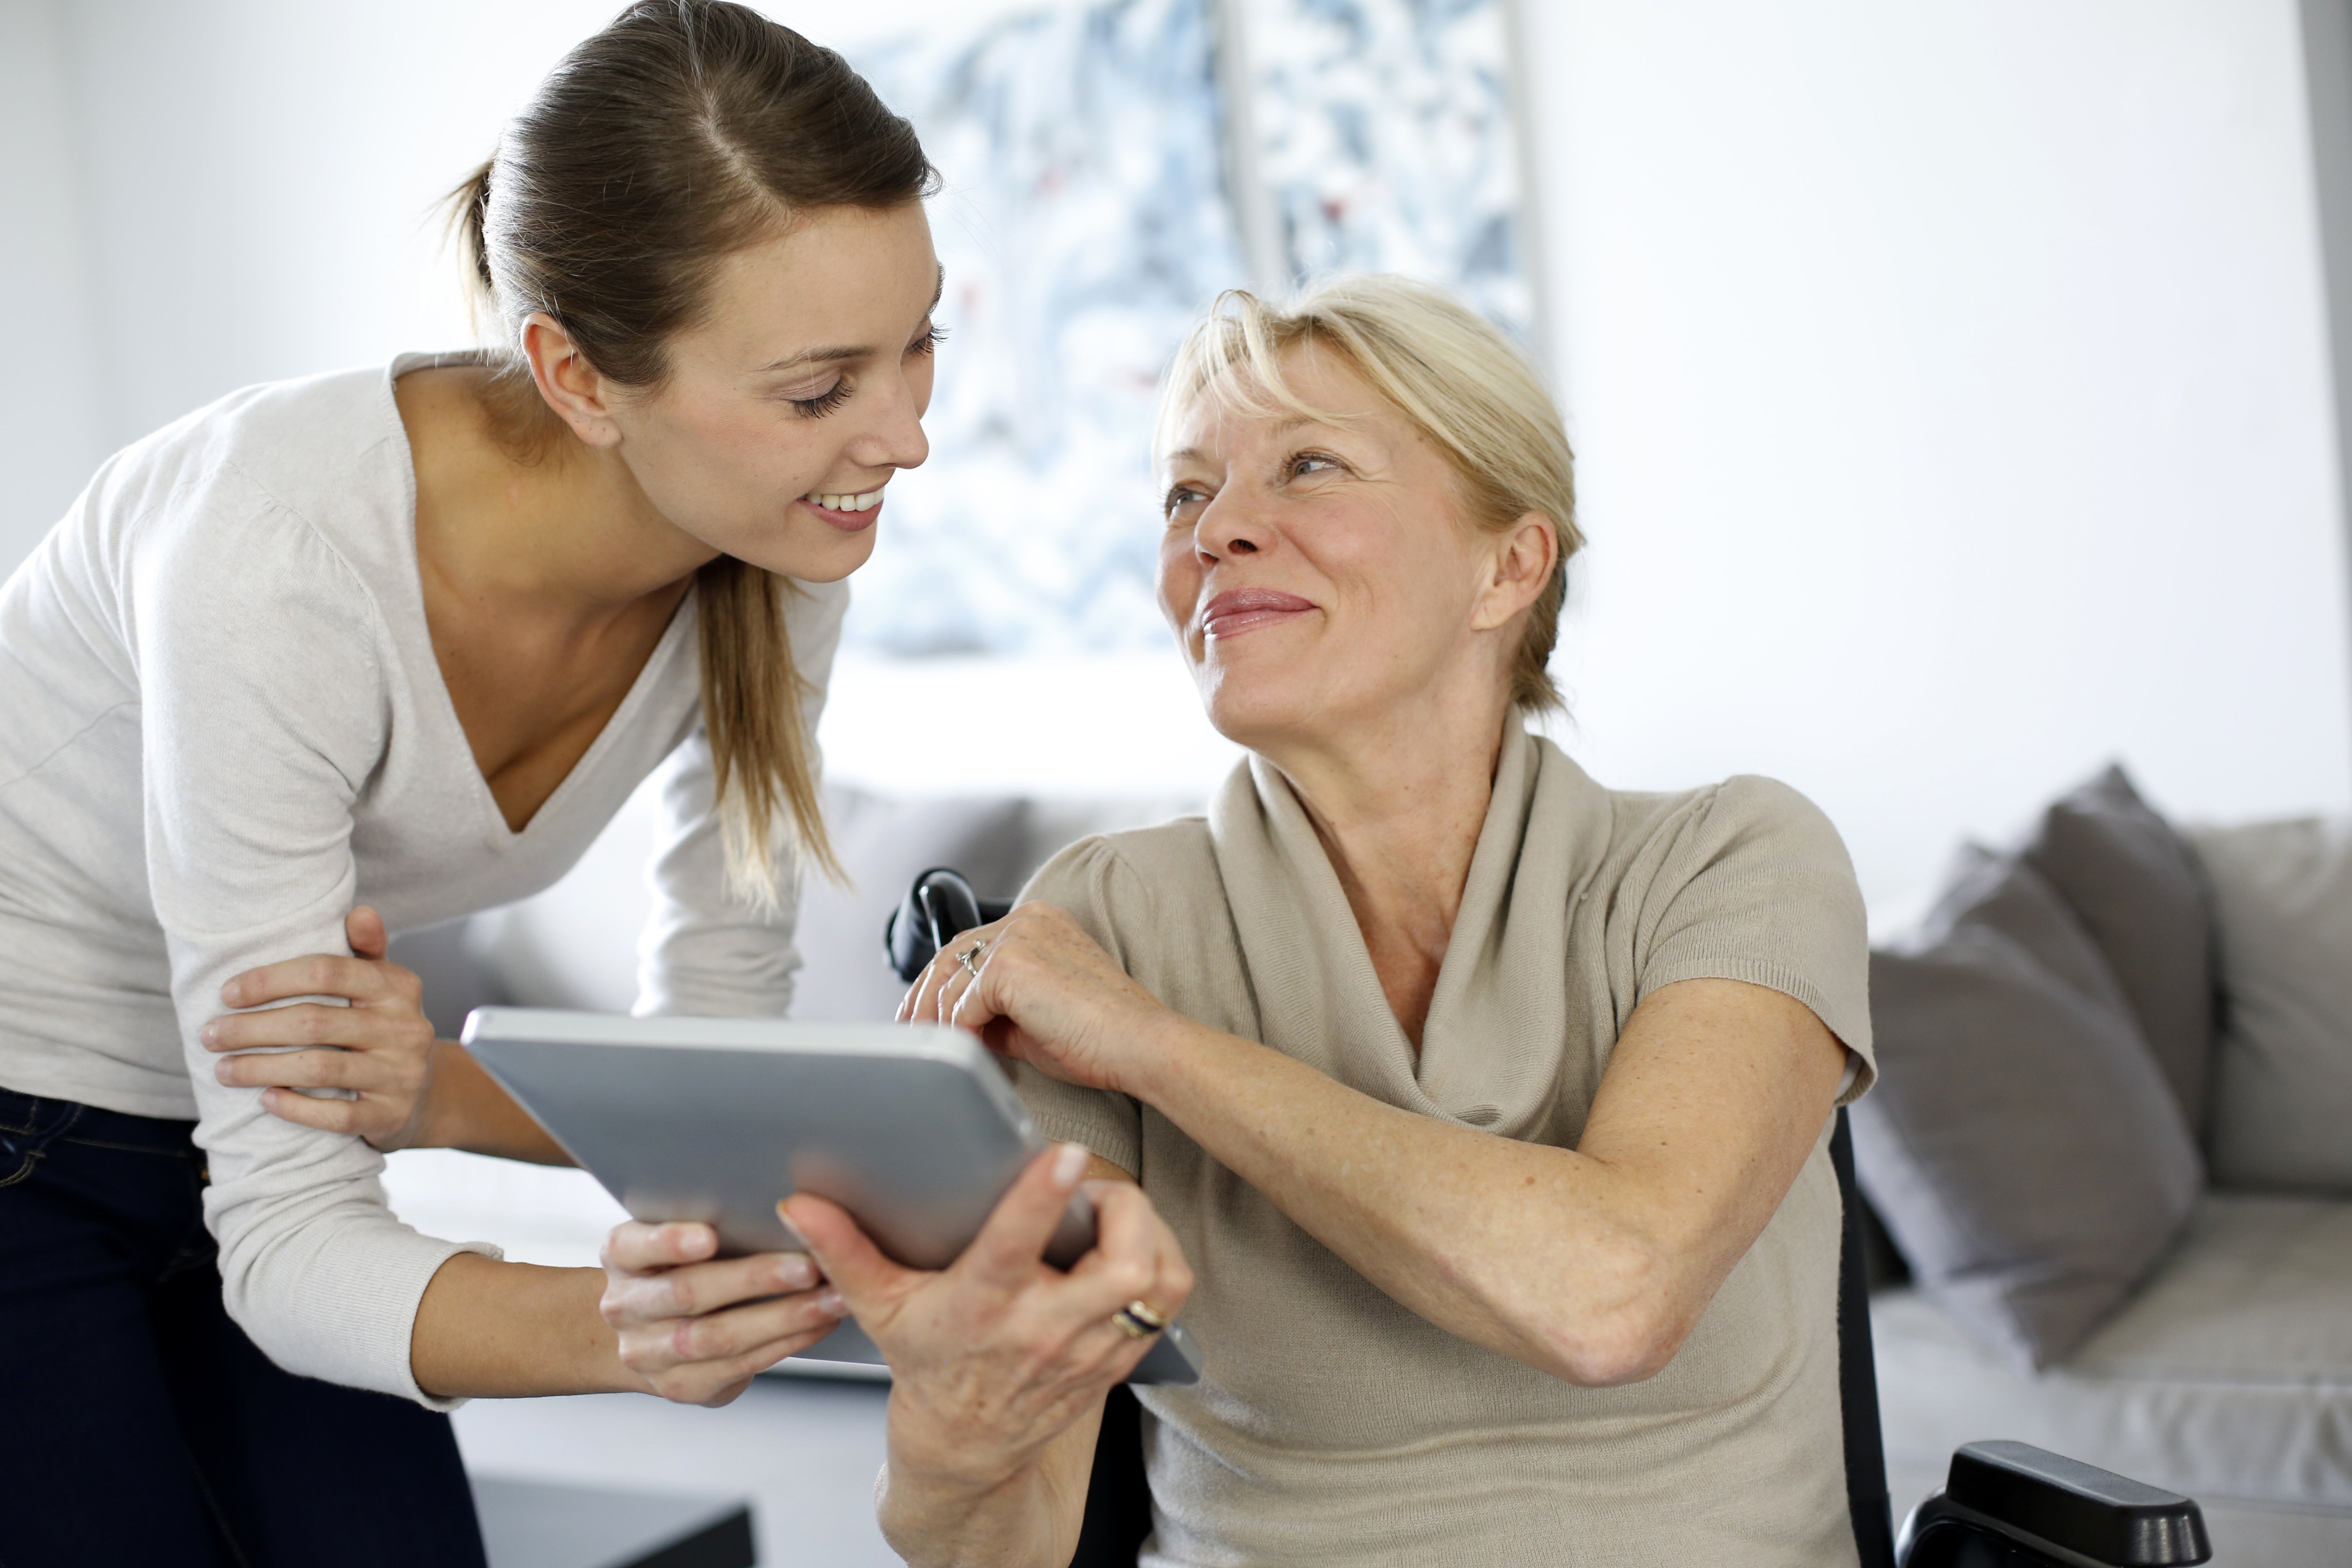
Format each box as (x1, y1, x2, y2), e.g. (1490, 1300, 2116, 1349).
(845, 0, 1531, 656)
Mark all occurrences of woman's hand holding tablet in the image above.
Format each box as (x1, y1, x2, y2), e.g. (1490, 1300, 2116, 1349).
(597, 1220, 851, 1407)
(786, 1142, 1192, 1561)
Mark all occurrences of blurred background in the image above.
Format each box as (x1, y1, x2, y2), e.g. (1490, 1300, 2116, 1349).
(8, 0, 2352, 1561)
(8, 0, 2346, 919)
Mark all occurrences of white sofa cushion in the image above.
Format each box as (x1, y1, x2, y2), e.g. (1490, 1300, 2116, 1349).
(2189, 817, 2352, 1194)
(1873, 1193, 2352, 1520)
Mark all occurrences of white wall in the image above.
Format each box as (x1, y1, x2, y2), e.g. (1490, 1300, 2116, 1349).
(0, 0, 109, 570)
(6, 0, 2348, 912)
(51, 0, 1024, 450)
(1523, 0, 2352, 914)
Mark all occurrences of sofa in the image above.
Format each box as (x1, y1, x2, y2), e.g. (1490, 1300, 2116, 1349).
(1856, 769, 2352, 1567)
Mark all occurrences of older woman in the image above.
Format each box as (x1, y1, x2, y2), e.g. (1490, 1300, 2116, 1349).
(781, 276, 1872, 1567)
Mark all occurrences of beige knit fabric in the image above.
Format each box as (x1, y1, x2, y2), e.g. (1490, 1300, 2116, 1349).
(1013, 726, 1874, 1567)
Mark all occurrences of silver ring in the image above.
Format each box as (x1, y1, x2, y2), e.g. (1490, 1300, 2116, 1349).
(1111, 1299, 1167, 1340)
(957, 943, 985, 979)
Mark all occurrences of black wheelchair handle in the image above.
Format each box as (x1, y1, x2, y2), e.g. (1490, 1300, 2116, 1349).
(885, 867, 1015, 984)
(1895, 1441, 2210, 1567)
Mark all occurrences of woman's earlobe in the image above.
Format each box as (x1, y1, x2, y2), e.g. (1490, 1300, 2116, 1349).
(1500, 512, 1559, 599)
(1470, 512, 1558, 630)
(519, 313, 621, 448)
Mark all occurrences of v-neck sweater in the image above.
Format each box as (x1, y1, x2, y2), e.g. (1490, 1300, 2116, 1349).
(1012, 728, 1875, 1567)
(0, 355, 846, 1405)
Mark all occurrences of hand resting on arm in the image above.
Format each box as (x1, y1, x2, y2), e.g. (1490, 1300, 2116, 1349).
(201, 904, 570, 1164)
(908, 902, 1848, 1387)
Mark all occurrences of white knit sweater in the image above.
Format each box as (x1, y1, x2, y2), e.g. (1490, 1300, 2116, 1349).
(0, 354, 843, 1405)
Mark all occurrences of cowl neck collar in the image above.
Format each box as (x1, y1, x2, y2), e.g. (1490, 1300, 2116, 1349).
(1207, 724, 1617, 1139)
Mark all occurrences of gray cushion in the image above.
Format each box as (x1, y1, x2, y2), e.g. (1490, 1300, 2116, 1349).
(2021, 765, 2216, 1137)
(2189, 817, 2352, 1194)
(791, 788, 1033, 1022)
(1855, 844, 2202, 1370)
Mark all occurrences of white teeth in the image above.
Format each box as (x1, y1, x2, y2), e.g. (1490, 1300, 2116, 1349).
(804, 490, 884, 512)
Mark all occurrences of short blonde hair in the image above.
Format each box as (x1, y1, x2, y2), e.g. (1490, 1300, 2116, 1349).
(1156, 275, 1581, 711)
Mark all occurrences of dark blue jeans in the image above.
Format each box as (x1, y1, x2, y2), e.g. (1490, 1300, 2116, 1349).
(0, 1088, 487, 1568)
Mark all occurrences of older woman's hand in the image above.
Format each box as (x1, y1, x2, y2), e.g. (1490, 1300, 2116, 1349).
(598, 1221, 851, 1406)
(782, 1143, 1192, 1546)
(898, 902, 1170, 1094)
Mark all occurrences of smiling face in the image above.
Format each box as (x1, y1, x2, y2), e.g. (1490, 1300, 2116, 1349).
(1157, 344, 1556, 760)
(590, 200, 941, 583)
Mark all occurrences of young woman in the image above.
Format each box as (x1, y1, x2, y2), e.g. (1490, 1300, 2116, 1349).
(0, 4, 1001, 1562)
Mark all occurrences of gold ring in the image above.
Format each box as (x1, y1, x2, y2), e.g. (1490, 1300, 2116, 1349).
(1111, 1299, 1167, 1339)
(957, 943, 984, 979)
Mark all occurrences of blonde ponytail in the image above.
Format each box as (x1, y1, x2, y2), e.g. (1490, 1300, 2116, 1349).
(695, 556, 841, 906)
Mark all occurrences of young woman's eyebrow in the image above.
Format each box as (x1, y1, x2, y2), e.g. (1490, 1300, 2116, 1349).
(755, 267, 946, 373)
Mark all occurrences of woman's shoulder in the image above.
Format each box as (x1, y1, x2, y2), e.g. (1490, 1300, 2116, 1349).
(72, 364, 411, 586)
(1017, 815, 1227, 974)
(1022, 814, 1219, 911)
(107, 363, 399, 501)
(1601, 772, 1847, 869)
(1566, 758, 1873, 1058)
(1560, 755, 1864, 938)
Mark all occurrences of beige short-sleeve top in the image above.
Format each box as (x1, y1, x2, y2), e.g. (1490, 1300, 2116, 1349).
(1012, 726, 1873, 1568)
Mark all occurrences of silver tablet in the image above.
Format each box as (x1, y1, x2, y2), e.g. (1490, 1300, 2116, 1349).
(461, 1008, 1200, 1385)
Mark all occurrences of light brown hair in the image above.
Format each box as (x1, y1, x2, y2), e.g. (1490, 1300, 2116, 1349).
(1158, 276, 1581, 712)
(448, 0, 934, 900)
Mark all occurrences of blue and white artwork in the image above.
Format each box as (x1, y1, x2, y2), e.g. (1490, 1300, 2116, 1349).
(1242, 0, 1532, 347)
(846, 0, 1245, 656)
(844, 0, 1531, 656)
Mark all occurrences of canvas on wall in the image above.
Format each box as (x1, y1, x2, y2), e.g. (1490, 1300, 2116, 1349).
(845, 0, 1532, 657)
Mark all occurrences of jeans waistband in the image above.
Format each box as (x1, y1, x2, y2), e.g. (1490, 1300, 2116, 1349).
(0, 1087, 197, 1153)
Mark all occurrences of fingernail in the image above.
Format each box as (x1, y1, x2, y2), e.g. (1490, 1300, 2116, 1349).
(777, 1254, 815, 1290)
(815, 1287, 847, 1316)
(1053, 1142, 1089, 1187)
(201, 1023, 217, 1046)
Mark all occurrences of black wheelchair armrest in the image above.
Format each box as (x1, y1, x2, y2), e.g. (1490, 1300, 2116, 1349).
(885, 867, 1016, 984)
(1895, 1441, 2211, 1567)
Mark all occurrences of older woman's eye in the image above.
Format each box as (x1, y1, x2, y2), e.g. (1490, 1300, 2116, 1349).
(1288, 452, 1343, 479)
(1163, 484, 1207, 517)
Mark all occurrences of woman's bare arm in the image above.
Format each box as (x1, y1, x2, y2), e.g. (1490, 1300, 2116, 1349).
(1123, 978, 1845, 1384)
(913, 904, 1847, 1387)
(411, 1041, 574, 1164)
(412, 1221, 850, 1402)
(875, 1366, 1108, 1567)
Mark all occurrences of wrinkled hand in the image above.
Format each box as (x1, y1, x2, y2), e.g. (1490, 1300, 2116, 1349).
(599, 1221, 851, 1407)
(899, 902, 1170, 1094)
(203, 906, 440, 1149)
(783, 1143, 1194, 1492)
